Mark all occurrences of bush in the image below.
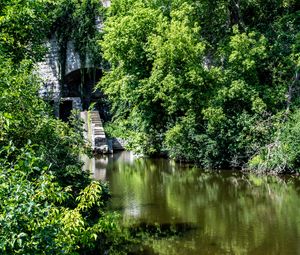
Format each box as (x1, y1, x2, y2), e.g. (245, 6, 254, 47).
(0, 144, 129, 255)
(249, 110, 300, 173)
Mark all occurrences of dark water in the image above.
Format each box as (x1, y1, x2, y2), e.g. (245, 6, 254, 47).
(86, 151, 300, 255)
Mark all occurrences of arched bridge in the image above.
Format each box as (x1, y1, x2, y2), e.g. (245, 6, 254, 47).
(36, 0, 117, 153)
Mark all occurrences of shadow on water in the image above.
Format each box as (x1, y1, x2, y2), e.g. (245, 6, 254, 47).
(85, 151, 300, 255)
(129, 222, 198, 237)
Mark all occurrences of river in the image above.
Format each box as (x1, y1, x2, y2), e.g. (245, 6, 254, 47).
(85, 151, 300, 255)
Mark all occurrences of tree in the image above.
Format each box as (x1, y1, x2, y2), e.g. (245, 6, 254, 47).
(0, 0, 58, 62)
(100, 0, 300, 170)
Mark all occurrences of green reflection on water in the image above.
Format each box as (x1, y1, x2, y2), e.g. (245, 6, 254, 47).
(89, 152, 300, 255)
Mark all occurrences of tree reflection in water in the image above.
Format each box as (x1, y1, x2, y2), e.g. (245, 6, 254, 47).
(85, 152, 300, 255)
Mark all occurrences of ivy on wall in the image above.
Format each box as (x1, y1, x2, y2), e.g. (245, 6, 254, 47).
(51, 0, 105, 85)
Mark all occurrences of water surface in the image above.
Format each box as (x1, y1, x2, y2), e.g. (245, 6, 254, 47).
(86, 152, 300, 255)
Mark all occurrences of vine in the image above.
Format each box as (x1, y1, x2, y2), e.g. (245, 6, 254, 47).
(51, 0, 105, 93)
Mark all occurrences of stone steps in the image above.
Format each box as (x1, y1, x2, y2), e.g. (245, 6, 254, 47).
(89, 111, 110, 154)
(81, 110, 125, 154)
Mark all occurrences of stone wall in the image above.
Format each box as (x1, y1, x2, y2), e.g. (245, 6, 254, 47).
(61, 97, 82, 111)
(36, 37, 60, 101)
(36, 37, 92, 101)
(36, 0, 111, 117)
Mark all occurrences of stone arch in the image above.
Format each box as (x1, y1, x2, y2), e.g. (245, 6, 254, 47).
(62, 68, 102, 110)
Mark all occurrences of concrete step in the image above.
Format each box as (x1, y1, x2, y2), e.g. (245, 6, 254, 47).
(89, 111, 111, 154)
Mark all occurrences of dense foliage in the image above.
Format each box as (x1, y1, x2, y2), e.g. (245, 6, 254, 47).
(0, 1, 128, 254)
(0, 0, 299, 252)
(100, 0, 300, 171)
(0, 145, 126, 254)
(52, 0, 104, 78)
(0, 0, 58, 62)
